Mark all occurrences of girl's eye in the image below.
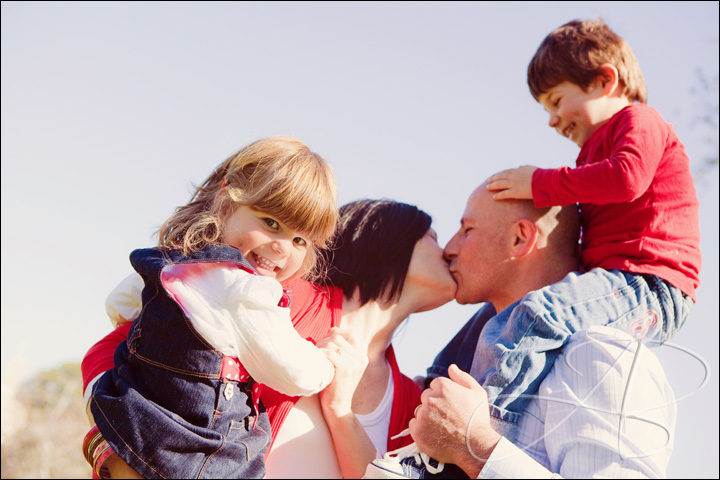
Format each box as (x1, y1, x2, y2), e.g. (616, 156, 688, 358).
(293, 237, 307, 246)
(553, 97, 561, 107)
(264, 218, 279, 230)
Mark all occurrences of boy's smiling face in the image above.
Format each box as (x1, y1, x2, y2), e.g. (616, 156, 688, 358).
(538, 80, 616, 148)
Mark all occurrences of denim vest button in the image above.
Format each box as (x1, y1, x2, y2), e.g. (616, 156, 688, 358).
(224, 383, 234, 400)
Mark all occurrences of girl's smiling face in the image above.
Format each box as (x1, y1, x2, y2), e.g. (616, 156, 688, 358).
(221, 205, 309, 282)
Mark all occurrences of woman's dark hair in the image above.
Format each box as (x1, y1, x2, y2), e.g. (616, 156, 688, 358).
(318, 199, 432, 306)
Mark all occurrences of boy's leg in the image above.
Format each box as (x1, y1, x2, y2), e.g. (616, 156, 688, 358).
(639, 273, 693, 344)
(470, 268, 690, 432)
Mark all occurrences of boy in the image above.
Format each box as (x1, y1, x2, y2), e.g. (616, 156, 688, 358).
(474, 18, 701, 438)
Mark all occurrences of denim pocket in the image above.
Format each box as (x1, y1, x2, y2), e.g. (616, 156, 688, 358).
(233, 418, 270, 462)
(198, 418, 270, 478)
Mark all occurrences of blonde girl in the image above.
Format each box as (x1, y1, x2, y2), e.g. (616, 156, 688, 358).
(85, 137, 338, 479)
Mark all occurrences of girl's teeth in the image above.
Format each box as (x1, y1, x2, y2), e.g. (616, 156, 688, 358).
(256, 255, 276, 270)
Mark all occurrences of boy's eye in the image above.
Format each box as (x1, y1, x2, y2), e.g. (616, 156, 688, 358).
(553, 97, 561, 107)
(264, 218, 279, 230)
(293, 237, 307, 246)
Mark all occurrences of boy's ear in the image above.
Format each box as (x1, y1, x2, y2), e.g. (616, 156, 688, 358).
(596, 63, 620, 96)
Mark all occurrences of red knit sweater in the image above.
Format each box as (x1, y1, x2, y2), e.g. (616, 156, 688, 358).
(532, 104, 701, 300)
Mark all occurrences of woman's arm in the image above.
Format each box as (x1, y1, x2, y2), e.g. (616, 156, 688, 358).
(317, 329, 378, 479)
(81, 322, 132, 423)
(81, 322, 141, 479)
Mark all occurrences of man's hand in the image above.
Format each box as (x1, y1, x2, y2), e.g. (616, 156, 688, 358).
(486, 166, 537, 200)
(408, 364, 501, 478)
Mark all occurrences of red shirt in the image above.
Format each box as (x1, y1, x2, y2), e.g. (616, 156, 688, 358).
(532, 104, 701, 301)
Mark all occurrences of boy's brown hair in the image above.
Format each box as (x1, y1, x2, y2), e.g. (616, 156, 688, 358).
(527, 19, 647, 104)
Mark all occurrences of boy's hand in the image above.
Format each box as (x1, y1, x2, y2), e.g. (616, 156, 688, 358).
(486, 166, 537, 200)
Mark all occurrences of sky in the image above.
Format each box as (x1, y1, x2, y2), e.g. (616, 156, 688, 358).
(1, 1, 718, 478)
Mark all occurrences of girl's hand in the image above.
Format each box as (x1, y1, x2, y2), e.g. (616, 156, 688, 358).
(486, 166, 537, 200)
(317, 327, 368, 416)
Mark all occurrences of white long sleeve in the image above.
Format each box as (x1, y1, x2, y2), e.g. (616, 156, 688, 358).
(105, 273, 144, 327)
(479, 327, 676, 479)
(160, 262, 334, 397)
(104, 263, 334, 397)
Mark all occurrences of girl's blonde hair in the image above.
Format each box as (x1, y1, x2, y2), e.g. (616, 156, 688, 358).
(158, 136, 338, 280)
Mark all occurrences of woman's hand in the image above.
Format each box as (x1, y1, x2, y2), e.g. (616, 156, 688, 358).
(317, 327, 368, 416)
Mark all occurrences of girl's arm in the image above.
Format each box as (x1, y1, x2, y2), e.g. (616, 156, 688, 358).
(161, 262, 335, 396)
(105, 273, 144, 327)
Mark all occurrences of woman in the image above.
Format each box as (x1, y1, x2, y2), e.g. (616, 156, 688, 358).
(265, 199, 456, 478)
(82, 199, 456, 478)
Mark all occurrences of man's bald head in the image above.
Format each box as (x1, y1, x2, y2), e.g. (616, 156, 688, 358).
(472, 181, 579, 257)
(444, 181, 580, 310)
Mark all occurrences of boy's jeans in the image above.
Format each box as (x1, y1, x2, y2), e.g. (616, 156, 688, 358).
(429, 268, 693, 442)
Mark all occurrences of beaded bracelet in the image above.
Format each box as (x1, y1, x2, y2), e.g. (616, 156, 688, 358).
(82, 425, 113, 479)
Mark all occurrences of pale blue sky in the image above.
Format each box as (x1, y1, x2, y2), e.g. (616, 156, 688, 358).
(2, 2, 718, 478)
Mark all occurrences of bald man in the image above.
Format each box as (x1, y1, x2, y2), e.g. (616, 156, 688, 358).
(366, 182, 677, 478)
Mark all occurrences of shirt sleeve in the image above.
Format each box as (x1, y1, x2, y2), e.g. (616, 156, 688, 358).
(532, 106, 667, 207)
(478, 437, 559, 479)
(105, 273, 145, 327)
(160, 262, 335, 397)
(479, 327, 676, 479)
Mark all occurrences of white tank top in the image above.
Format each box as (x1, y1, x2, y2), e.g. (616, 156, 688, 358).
(356, 363, 394, 457)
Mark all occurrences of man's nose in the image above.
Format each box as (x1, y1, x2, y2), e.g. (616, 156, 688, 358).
(443, 234, 459, 260)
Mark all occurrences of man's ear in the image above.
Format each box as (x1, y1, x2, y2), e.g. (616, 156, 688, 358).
(510, 219, 538, 258)
(596, 63, 620, 96)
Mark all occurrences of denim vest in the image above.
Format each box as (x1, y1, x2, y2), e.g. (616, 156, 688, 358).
(91, 244, 272, 479)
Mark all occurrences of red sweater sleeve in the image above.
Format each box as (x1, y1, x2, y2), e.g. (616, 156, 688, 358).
(81, 322, 132, 395)
(532, 104, 664, 207)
